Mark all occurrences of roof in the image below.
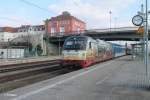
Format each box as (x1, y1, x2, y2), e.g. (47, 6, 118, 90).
(0, 27, 18, 33)
(49, 12, 85, 24)
(19, 25, 45, 29)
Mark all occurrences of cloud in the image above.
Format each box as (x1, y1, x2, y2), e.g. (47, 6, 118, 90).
(48, 0, 137, 29)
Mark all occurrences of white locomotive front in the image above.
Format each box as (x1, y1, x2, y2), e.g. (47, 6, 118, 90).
(62, 36, 113, 68)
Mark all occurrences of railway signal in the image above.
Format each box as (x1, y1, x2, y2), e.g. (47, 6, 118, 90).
(136, 26, 144, 36)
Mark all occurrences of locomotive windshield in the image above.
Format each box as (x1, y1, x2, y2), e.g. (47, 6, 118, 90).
(63, 37, 87, 50)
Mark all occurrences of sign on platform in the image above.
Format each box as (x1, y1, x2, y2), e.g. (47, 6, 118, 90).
(136, 26, 144, 36)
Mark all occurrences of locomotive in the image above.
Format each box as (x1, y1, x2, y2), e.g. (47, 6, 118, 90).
(62, 36, 126, 68)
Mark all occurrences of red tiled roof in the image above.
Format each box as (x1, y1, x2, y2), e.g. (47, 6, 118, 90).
(49, 12, 85, 24)
(0, 27, 18, 33)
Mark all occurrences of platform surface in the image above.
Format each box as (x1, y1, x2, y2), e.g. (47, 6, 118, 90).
(1, 56, 150, 100)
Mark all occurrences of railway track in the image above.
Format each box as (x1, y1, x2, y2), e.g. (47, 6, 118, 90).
(0, 59, 77, 93)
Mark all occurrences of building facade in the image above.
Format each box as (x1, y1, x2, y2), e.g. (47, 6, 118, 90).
(0, 25, 47, 56)
(0, 27, 17, 33)
(0, 25, 45, 42)
(16, 25, 46, 56)
(17, 25, 45, 33)
(47, 11, 86, 36)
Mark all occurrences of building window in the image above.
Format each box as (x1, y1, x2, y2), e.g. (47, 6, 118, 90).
(60, 26, 65, 33)
(51, 27, 55, 33)
(77, 27, 80, 33)
(51, 27, 56, 36)
(60, 26, 65, 36)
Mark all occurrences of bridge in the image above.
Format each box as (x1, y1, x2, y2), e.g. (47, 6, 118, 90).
(47, 26, 150, 44)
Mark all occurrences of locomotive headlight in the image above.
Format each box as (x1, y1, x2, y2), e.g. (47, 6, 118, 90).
(82, 53, 85, 56)
(81, 53, 86, 58)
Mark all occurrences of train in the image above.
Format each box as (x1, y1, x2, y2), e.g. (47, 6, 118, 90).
(62, 36, 126, 68)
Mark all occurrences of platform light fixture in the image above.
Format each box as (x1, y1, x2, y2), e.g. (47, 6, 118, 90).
(109, 11, 112, 31)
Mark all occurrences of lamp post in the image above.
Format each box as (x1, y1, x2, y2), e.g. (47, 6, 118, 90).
(145, 0, 149, 77)
(132, 3, 149, 77)
(45, 19, 49, 56)
(59, 37, 61, 56)
(109, 11, 112, 31)
(7, 38, 10, 59)
(58, 33, 62, 56)
(140, 2, 149, 77)
(114, 17, 117, 29)
(27, 29, 30, 57)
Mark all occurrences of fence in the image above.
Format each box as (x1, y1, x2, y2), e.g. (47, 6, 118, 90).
(0, 49, 25, 59)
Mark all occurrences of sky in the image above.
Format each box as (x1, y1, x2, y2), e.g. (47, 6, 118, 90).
(0, 0, 149, 29)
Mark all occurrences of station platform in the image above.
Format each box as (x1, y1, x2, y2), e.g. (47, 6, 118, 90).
(0, 56, 150, 100)
(0, 56, 61, 66)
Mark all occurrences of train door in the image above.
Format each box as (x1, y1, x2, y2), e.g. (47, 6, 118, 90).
(88, 41, 93, 58)
(92, 42, 97, 58)
(97, 44, 104, 59)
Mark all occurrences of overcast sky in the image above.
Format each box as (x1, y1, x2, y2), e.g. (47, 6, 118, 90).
(0, 0, 149, 29)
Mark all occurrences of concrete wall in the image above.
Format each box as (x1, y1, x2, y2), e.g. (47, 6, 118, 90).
(47, 42, 59, 55)
(0, 32, 19, 42)
(29, 33, 45, 53)
(13, 32, 46, 56)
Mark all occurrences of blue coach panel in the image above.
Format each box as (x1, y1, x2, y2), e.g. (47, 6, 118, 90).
(112, 43, 125, 57)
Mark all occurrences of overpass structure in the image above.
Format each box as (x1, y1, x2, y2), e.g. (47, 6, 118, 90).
(86, 27, 142, 41)
(47, 26, 150, 44)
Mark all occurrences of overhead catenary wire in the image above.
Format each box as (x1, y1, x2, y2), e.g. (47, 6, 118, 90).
(0, 17, 21, 24)
(0, 0, 51, 26)
(19, 0, 52, 14)
(19, 0, 54, 56)
(0, 16, 31, 25)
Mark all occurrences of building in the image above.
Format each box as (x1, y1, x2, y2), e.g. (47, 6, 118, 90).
(0, 27, 18, 42)
(0, 27, 17, 33)
(0, 25, 47, 56)
(0, 25, 45, 43)
(0, 31, 26, 59)
(47, 11, 86, 36)
(11, 25, 46, 56)
(17, 25, 45, 33)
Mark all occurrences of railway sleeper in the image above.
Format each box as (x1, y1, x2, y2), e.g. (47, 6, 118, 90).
(0, 64, 60, 83)
(0, 61, 60, 73)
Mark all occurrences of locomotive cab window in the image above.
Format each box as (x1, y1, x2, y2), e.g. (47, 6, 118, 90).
(66, 41, 73, 45)
(63, 36, 87, 50)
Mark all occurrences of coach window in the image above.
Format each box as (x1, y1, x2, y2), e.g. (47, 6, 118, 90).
(89, 42, 92, 49)
(1, 51, 4, 55)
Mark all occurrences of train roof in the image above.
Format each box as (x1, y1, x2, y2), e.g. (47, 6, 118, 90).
(111, 43, 123, 46)
(65, 35, 94, 41)
(110, 43, 125, 48)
